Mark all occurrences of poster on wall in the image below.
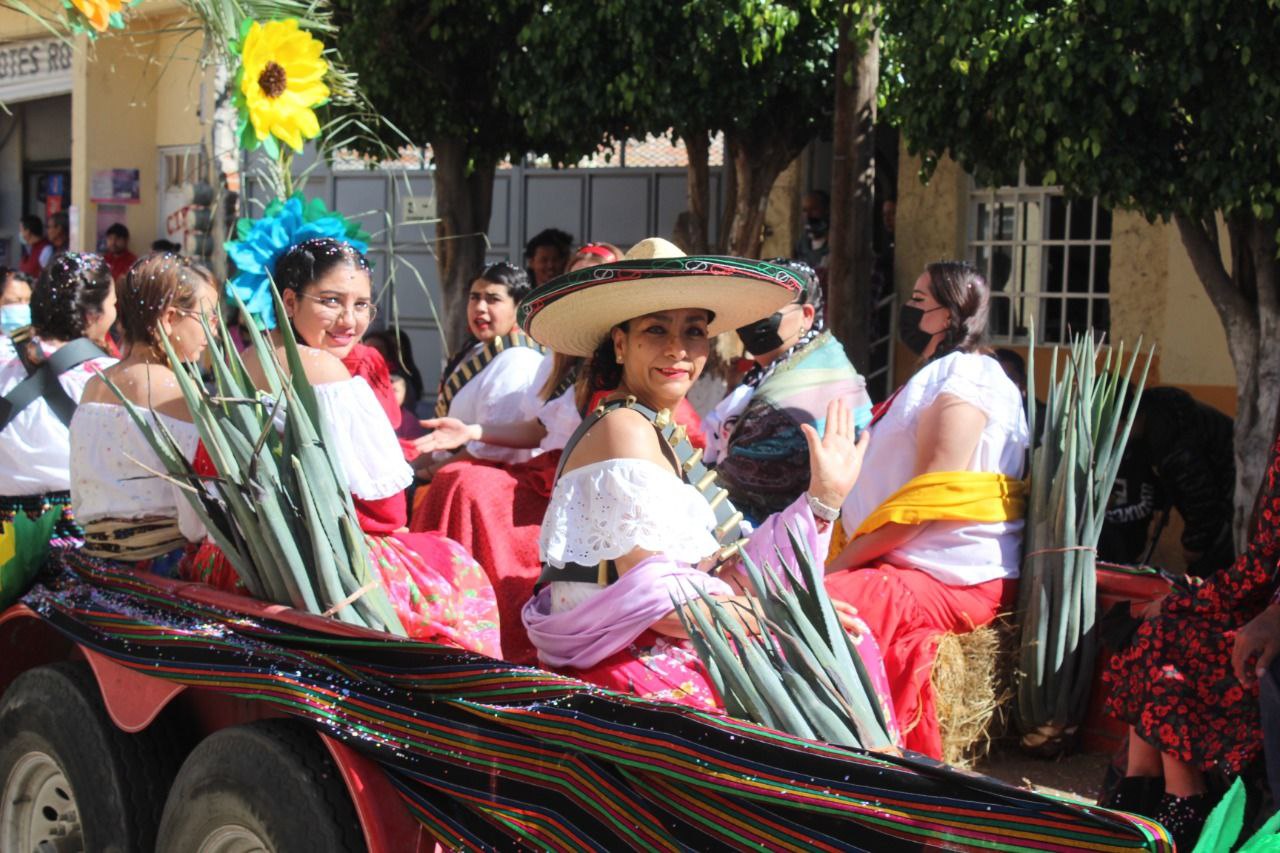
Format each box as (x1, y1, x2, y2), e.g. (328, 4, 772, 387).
(95, 205, 128, 252)
(90, 169, 141, 204)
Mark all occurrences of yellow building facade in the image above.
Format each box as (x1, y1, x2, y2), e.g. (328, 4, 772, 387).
(894, 148, 1239, 415)
(0, 2, 214, 267)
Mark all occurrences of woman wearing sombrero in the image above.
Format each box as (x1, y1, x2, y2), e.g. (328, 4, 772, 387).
(519, 238, 896, 715)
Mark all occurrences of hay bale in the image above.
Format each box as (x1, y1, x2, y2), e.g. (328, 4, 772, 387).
(932, 619, 1016, 768)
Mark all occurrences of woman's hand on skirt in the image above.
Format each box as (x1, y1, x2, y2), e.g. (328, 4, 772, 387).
(833, 599, 867, 638)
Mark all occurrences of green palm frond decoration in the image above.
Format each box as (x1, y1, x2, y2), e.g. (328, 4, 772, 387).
(676, 527, 895, 750)
(1015, 326, 1153, 744)
(100, 287, 404, 636)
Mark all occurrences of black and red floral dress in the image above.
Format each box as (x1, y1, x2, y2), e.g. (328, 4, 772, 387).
(1105, 427, 1280, 774)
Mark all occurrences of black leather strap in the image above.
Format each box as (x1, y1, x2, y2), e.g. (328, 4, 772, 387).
(0, 337, 107, 431)
(537, 397, 748, 590)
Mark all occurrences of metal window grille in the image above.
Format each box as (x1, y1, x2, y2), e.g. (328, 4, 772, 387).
(967, 166, 1112, 345)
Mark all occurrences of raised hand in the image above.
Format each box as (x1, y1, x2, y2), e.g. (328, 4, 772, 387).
(801, 398, 870, 511)
(412, 417, 479, 455)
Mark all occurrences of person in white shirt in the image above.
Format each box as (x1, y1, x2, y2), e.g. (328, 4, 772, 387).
(825, 260, 1030, 761)
(413, 262, 546, 481)
(72, 253, 218, 576)
(0, 253, 117, 606)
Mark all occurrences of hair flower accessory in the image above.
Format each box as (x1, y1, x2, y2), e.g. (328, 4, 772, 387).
(65, 0, 130, 34)
(224, 194, 369, 328)
(232, 19, 330, 156)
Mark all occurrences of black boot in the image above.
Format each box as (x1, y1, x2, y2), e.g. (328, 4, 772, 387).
(1100, 775, 1163, 817)
(1154, 792, 1214, 851)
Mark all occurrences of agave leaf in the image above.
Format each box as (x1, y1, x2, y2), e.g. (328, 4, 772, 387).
(1191, 777, 1246, 853)
(291, 457, 364, 627)
(679, 584, 780, 730)
(1237, 803, 1280, 853)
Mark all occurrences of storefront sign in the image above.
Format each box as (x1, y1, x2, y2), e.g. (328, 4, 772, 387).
(0, 38, 74, 103)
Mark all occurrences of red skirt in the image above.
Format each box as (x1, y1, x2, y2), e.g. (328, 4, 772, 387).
(825, 563, 1012, 759)
(409, 452, 559, 665)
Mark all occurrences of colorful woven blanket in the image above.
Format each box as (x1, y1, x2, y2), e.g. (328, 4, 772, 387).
(21, 551, 1171, 851)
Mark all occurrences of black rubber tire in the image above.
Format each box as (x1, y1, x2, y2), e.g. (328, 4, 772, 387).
(155, 719, 366, 853)
(0, 660, 186, 853)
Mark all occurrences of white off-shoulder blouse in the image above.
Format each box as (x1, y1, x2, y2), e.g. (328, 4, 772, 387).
(540, 458, 721, 612)
(312, 377, 413, 501)
(70, 402, 207, 543)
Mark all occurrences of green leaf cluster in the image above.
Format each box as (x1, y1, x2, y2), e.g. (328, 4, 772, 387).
(100, 289, 405, 636)
(676, 527, 894, 750)
(329, 0, 837, 168)
(881, 0, 1280, 225)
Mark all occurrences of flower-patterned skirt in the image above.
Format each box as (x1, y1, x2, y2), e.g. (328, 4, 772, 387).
(184, 530, 501, 658)
(1105, 429, 1280, 774)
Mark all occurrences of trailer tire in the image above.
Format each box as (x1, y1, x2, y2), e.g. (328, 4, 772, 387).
(0, 661, 184, 853)
(156, 719, 365, 853)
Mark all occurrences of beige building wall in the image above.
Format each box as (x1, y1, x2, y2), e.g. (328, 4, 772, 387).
(895, 145, 1238, 414)
(2, 2, 212, 253)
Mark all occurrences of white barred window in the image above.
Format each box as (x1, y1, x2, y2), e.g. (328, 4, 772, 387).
(968, 168, 1112, 345)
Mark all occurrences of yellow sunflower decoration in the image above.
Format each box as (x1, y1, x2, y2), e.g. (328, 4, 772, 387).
(66, 0, 128, 33)
(234, 19, 330, 155)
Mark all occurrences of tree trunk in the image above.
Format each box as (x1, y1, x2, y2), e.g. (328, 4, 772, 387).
(1174, 212, 1280, 549)
(724, 134, 797, 259)
(682, 130, 711, 254)
(827, 10, 879, 373)
(718, 136, 740, 254)
(432, 137, 495, 355)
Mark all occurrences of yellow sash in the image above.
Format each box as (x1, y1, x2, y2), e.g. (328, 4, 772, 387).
(852, 470, 1027, 539)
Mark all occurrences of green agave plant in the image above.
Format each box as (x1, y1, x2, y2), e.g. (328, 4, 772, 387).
(102, 287, 405, 636)
(1015, 326, 1153, 742)
(1192, 778, 1280, 853)
(676, 527, 894, 750)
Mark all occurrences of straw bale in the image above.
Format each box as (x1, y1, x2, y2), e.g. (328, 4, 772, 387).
(932, 618, 1017, 768)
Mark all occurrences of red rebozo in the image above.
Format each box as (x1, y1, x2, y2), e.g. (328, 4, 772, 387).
(410, 397, 705, 665)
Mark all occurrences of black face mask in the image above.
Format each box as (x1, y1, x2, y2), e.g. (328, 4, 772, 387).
(737, 311, 786, 356)
(898, 304, 946, 355)
(805, 217, 829, 238)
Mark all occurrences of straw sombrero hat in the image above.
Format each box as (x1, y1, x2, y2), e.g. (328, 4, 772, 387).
(517, 238, 805, 357)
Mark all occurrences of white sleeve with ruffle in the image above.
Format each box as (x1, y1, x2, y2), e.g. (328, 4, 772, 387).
(539, 458, 720, 569)
(313, 378, 413, 501)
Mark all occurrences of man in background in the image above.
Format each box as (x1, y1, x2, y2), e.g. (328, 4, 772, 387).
(102, 223, 137, 282)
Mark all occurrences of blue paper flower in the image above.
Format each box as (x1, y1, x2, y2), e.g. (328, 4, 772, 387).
(224, 194, 369, 329)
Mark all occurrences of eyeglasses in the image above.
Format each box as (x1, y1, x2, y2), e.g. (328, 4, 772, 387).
(298, 291, 378, 322)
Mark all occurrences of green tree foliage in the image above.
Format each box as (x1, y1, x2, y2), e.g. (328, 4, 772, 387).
(882, 0, 1280, 539)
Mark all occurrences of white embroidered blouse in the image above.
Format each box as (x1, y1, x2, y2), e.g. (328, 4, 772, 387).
(539, 458, 721, 612)
(70, 402, 207, 543)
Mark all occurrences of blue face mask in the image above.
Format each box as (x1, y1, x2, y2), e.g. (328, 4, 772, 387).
(0, 303, 31, 335)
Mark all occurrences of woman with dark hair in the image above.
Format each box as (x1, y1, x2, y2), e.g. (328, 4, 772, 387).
(516, 239, 896, 721)
(415, 262, 546, 481)
(186, 238, 500, 656)
(825, 260, 1029, 760)
(71, 253, 216, 576)
(0, 254, 118, 605)
(363, 327, 425, 410)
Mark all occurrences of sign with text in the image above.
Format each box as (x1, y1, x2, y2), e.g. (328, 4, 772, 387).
(0, 38, 73, 103)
